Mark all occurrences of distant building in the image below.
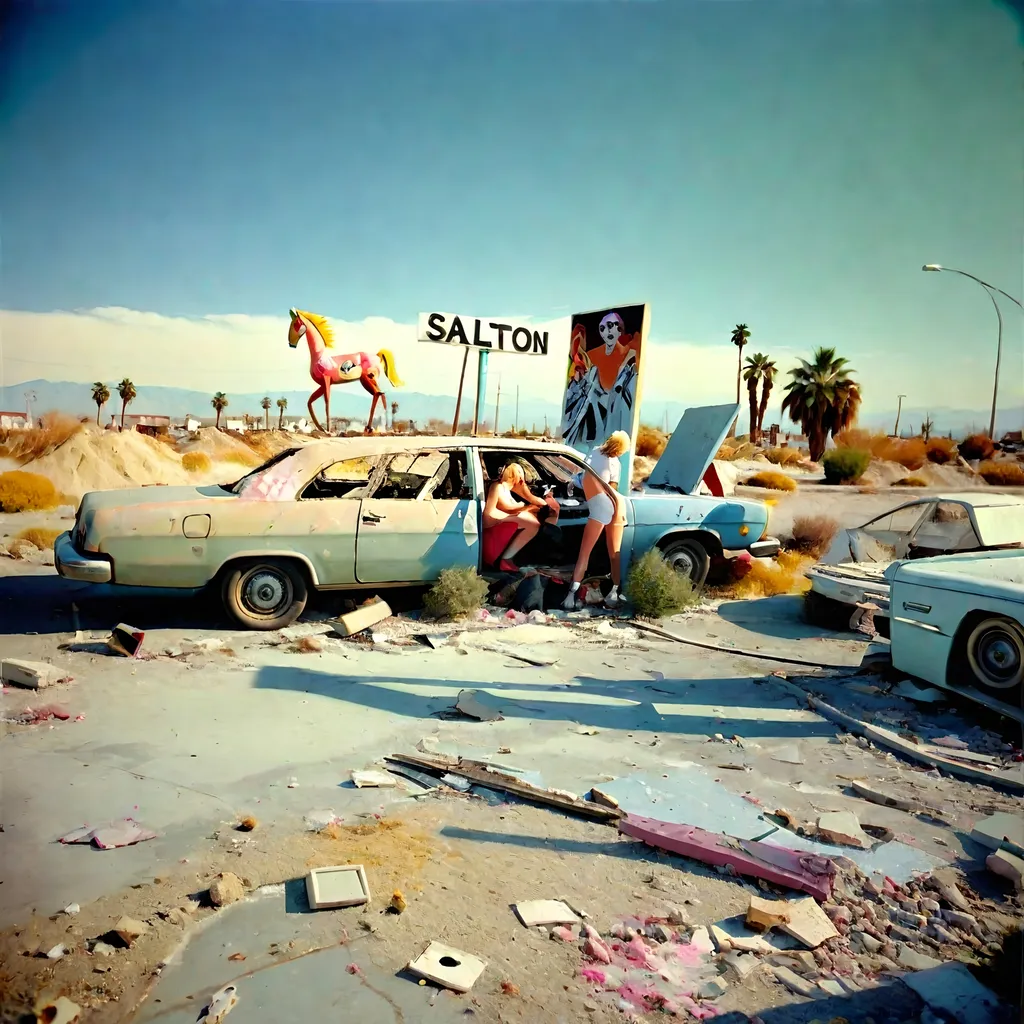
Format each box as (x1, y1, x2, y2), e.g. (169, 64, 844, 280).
(123, 413, 171, 437)
(0, 411, 29, 430)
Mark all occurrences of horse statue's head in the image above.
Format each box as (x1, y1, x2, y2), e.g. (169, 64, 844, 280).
(288, 308, 337, 351)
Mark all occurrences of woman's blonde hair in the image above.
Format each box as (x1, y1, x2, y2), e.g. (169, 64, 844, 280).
(599, 430, 630, 458)
(499, 462, 525, 485)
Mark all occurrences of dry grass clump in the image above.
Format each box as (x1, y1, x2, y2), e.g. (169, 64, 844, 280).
(229, 430, 277, 460)
(926, 437, 957, 464)
(424, 567, 489, 620)
(732, 550, 814, 599)
(182, 451, 212, 473)
(715, 444, 737, 460)
(628, 549, 699, 619)
(0, 471, 60, 513)
(978, 460, 1024, 487)
(835, 428, 925, 469)
(0, 413, 82, 464)
(763, 447, 804, 466)
(635, 425, 668, 459)
(959, 434, 996, 461)
(786, 515, 839, 559)
(12, 527, 61, 553)
(220, 450, 263, 467)
(744, 470, 797, 492)
(822, 448, 870, 484)
(894, 475, 928, 486)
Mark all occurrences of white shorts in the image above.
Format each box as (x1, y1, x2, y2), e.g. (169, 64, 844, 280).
(587, 491, 615, 526)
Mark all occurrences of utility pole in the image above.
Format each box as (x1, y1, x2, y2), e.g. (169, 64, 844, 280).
(24, 390, 36, 427)
(893, 394, 906, 437)
(515, 386, 519, 433)
(493, 375, 502, 436)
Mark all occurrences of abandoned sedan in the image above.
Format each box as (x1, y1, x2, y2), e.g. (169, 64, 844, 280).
(56, 413, 779, 629)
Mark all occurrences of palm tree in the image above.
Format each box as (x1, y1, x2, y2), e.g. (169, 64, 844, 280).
(211, 392, 228, 429)
(91, 382, 110, 425)
(390, 400, 398, 431)
(780, 347, 862, 462)
(729, 324, 751, 435)
(742, 353, 776, 445)
(277, 397, 288, 428)
(116, 378, 136, 430)
(261, 396, 271, 430)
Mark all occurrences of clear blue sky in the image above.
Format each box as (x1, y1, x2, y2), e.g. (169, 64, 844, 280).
(1, 0, 1021, 413)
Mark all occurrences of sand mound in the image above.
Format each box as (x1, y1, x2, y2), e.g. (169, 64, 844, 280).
(25, 425, 193, 497)
(860, 458, 983, 489)
(179, 427, 262, 464)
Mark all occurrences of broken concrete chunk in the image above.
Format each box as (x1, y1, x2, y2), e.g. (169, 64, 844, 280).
(970, 811, 1024, 853)
(986, 848, 1024, 891)
(0, 658, 70, 689)
(454, 689, 504, 721)
(513, 899, 580, 928)
(815, 810, 874, 850)
(771, 965, 816, 998)
(209, 872, 244, 907)
(329, 598, 392, 638)
(903, 961, 1003, 1024)
(688, 926, 714, 954)
(817, 979, 846, 996)
(350, 769, 397, 788)
(91, 941, 116, 957)
(407, 940, 486, 993)
(779, 897, 839, 949)
(698, 977, 729, 999)
(895, 943, 943, 971)
(746, 895, 791, 933)
(722, 950, 759, 980)
(199, 984, 239, 1024)
(114, 916, 148, 946)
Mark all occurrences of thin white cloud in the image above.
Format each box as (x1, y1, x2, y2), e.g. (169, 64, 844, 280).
(0, 307, 1019, 423)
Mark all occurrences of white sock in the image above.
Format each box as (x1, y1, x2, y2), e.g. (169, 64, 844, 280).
(562, 582, 581, 609)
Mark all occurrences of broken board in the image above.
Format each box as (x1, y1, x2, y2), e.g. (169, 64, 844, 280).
(305, 865, 370, 910)
(779, 896, 838, 948)
(407, 941, 486, 993)
(513, 900, 579, 928)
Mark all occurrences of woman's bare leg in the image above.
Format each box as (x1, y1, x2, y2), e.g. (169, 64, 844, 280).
(501, 511, 540, 561)
(571, 519, 606, 585)
(605, 520, 625, 586)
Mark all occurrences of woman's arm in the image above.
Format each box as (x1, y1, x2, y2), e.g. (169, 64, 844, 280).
(513, 481, 546, 508)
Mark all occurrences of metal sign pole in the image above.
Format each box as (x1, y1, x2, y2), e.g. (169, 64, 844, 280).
(472, 350, 488, 434)
(451, 348, 470, 435)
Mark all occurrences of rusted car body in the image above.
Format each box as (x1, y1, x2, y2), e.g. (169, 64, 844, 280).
(55, 425, 779, 629)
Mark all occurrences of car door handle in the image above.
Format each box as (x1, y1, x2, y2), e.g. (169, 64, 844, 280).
(903, 601, 931, 613)
(362, 513, 385, 524)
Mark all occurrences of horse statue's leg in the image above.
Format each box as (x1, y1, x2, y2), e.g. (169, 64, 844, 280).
(364, 392, 381, 434)
(307, 384, 326, 434)
(323, 378, 332, 435)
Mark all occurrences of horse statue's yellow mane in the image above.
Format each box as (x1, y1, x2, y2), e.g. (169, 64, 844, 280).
(297, 310, 335, 349)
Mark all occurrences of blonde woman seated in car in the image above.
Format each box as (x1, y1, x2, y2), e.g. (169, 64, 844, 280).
(482, 461, 560, 572)
(563, 430, 630, 609)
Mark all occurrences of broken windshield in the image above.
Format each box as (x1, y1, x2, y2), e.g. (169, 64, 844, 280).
(227, 448, 303, 494)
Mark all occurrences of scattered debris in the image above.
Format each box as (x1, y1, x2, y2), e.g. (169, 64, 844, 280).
(383, 765, 441, 793)
(970, 811, 1024, 853)
(389, 890, 407, 914)
(407, 940, 486, 993)
(902, 961, 1003, 1024)
(305, 865, 370, 910)
(59, 818, 157, 850)
(892, 679, 947, 703)
(209, 872, 244, 907)
(745, 895, 790, 933)
(441, 773, 473, 792)
(113, 916, 148, 946)
(235, 815, 258, 832)
(454, 689, 504, 721)
(106, 623, 145, 658)
(196, 983, 238, 1024)
(588, 787, 620, 810)
(513, 899, 580, 928)
(45, 943, 66, 959)
(330, 598, 392, 638)
(895, 943, 943, 971)
(770, 744, 805, 765)
(815, 810, 875, 850)
(350, 769, 398, 788)
(778, 896, 838, 948)
(33, 995, 81, 1024)
(0, 658, 71, 689)
(8, 704, 71, 725)
(303, 809, 341, 831)
(227, 952, 246, 962)
(63, 903, 80, 916)
(771, 964, 816, 998)
(986, 849, 1024, 890)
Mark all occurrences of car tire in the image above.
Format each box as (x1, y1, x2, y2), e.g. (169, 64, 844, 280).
(965, 616, 1024, 699)
(221, 558, 308, 630)
(803, 590, 854, 631)
(660, 537, 711, 587)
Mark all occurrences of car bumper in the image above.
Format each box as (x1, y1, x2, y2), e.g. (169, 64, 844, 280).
(54, 531, 112, 584)
(749, 537, 781, 558)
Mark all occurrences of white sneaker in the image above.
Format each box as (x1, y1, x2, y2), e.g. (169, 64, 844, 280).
(605, 586, 620, 607)
(562, 586, 581, 611)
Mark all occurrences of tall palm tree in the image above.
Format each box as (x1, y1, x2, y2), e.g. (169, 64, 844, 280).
(277, 397, 288, 428)
(211, 392, 228, 429)
(261, 396, 271, 430)
(742, 353, 776, 445)
(729, 324, 751, 436)
(390, 400, 398, 431)
(91, 382, 110, 425)
(116, 378, 136, 430)
(780, 347, 862, 461)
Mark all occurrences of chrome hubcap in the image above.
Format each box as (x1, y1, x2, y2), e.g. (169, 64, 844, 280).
(669, 550, 695, 577)
(243, 570, 287, 615)
(976, 629, 1021, 688)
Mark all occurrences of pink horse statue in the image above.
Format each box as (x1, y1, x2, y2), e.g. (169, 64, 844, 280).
(288, 308, 404, 434)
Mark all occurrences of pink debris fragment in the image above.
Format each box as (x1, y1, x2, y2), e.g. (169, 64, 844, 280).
(14, 704, 71, 725)
(583, 937, 612, 964)
(59, 818, 158, 849)
(551, 926, 576, 942)
(581, 923, 602, 941)
(74, 714, 86, 722)
(345, 963, 362, 975)
(580, 967, 607, 985)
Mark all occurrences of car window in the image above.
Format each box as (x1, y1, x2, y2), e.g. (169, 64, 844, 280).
(862, 503, 928, 535)
(373, 451, 469, 500)
(229, 448, 303, 494)
(302, 456, 377, 500)
(913, 502, 980, 550)
(479, 450, 582, 486)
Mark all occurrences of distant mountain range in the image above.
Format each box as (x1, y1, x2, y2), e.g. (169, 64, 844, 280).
(0, 378, 1019, 439)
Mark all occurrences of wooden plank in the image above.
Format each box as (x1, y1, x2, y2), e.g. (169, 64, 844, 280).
(386, 753, 621, 822)
(779, 896, 839, 948)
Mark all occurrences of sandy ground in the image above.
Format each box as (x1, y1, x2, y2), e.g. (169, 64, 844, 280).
(1, 543, 1022, 1023)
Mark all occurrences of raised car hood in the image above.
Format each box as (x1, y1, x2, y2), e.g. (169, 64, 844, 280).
(645, 403, 740, 494)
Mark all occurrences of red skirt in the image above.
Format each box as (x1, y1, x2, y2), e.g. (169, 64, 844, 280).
(482, 520, 520, 568)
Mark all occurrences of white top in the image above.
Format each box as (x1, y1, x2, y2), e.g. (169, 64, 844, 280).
(585, 447, 620, 485)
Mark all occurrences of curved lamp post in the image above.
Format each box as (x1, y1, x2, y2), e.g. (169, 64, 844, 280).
(922, 265, 1023, 439)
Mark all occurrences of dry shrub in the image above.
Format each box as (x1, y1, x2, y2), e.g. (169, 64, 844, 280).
(628, 549, 698, 619)
(787, 515, 839, 559)
(822, 448, 870, 484)
(424, 567, 489, 620)
(732, 550, 814, 599)
(893, 475, 928, 486)
(635, 425, 668, 459)
(744, 470, 797, 492)
(182, 451, 212, 473)
(715, 444, 737, 460)
(834, 429, 926, 469)
(230, 430, 277, 460)
(0, 471, 59, 513)
(13, 527, 61, 552)
(220, 450, 263, 467)
(763, 447, 804, 466)
(960, 433, 996, 461)
(926, 437, 957, 464)
(0, 412, 82, 464)
(979, 460, 1024, 487)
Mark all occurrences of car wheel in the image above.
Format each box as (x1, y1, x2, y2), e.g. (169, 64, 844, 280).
(803, 590, 854, 631)
(660, 537, 711, 586)
(965, 616, 1024, 698)
(222, 558, 308, 630)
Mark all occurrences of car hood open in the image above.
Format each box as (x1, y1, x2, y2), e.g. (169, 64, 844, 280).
(644, 403, 740, 495)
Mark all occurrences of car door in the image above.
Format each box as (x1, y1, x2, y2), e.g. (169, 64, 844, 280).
(848, 501, 933, 562)
(355, 449, 479, 583)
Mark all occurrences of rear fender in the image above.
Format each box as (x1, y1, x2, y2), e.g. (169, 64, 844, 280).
(214, 551, 320, 587)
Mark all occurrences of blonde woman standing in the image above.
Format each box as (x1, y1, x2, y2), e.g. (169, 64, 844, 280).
(563, 430, 630, 609)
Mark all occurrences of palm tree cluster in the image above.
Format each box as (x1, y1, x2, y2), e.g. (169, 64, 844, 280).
(742, 353, 776, 445)
(780, 347, 861, 461)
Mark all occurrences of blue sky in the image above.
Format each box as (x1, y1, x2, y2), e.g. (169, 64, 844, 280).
(0, 0, 1021, 424)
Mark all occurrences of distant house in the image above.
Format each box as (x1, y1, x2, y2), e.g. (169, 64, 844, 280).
(123, 413, 171, 437)
(0, 411, 29, 431)
(224, 418, 245, 432)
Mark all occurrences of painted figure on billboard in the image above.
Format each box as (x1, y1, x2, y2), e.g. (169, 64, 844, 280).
(560, 304, 649, 473)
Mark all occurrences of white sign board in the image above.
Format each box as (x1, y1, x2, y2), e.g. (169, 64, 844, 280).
(417, 312, 549, 356)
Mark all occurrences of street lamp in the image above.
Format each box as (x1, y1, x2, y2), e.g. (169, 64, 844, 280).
(922, 264, 1024, 439)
